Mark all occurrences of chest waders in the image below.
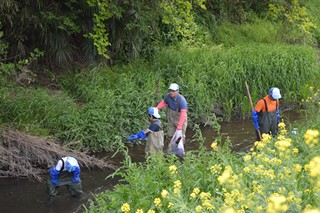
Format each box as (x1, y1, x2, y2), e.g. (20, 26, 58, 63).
(47, 159, 83, 199)
(166, 107, 188, 142)
(145, 120, 164, 154)
(258, 99, 278, 139)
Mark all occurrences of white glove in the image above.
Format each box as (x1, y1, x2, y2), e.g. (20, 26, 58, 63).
(170, 129, 182, 145)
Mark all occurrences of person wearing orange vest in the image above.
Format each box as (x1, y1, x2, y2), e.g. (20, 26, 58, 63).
(252, 87, 281, 140)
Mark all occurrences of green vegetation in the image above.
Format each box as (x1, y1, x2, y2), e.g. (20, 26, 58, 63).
(1, 0, 320, 211)
(84, 112, 320, 212)
(1, 43, 318, 151)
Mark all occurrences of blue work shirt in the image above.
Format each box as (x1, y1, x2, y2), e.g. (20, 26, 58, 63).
(164, 93, 188, 111)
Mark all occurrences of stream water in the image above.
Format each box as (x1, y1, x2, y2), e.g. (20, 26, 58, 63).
(0, 111, 305, 213)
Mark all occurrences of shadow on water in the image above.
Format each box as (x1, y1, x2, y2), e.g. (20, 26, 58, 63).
(0, 111, 305, 213)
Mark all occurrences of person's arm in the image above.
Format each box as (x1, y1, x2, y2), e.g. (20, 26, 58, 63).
(144, 129, 151, 134)
(72, 167, 80, 183)
(177, 109, 187, 130)
(156, 99, 167, 110)
(49, 160, 62, 185)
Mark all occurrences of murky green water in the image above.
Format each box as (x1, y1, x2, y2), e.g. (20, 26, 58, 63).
(0, 111, 305, 213)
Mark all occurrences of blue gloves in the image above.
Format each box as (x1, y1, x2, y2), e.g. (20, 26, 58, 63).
(72, 167, 81, 183)
(128, 130, 147, 141)
(276, 109, 280, 124)
(49, 167, 60, 185)
(251, 110, 260, 130)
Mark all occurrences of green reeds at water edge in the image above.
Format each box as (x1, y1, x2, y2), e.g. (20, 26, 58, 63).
(0, 43, 319, 152)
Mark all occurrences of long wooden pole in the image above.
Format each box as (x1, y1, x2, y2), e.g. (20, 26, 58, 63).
(154, 79, 160, 106)
(245, 81, 262, 140)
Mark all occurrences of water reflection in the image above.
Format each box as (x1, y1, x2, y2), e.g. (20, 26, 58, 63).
(0, 111, 304, 213)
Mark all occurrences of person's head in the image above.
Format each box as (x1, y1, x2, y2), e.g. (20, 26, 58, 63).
(65, 157, 78, 173)
(269, 87, 281, 100)
(148, 107, 161, 120)
(168, 83, 180, 98)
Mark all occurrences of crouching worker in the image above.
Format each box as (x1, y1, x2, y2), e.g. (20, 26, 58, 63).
(128, 107, 164, 154)
(48, 156, 83, 201)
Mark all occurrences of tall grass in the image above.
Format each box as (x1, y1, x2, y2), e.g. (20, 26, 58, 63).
(0, 44, 319, 152)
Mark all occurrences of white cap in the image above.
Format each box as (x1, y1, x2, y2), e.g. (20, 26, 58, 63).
(168, 83, 179, 91)
(148, 107, 161, 118)
(269, 87, 281, 99)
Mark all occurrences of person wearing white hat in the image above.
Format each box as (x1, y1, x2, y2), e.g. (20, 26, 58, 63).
(128, 107, 164, 154)
(252, 87, 281, 140)
(48, 156, 83, 202)
(156, 83, 188, 156)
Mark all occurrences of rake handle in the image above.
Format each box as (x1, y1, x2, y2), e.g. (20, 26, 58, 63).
(245, 81, 262, 141)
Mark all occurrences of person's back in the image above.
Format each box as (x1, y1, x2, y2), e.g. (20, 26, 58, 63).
(48, 156, 83, 202)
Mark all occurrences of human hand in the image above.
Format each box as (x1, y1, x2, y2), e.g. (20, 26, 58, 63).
(51, 179, 58, 186)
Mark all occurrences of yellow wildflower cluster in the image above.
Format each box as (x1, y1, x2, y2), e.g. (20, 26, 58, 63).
(161, 189, 168, 199)
(210, 164, 222, 175)
(304, 129, 319, 148)
(243, 154, 251, 162)
(211, 141, 218, 150)
(154, 197, 162, 207)
(218, 166, 234, 184)
(307, 156, 320, 177)
(135, 209, 143, 213)
(275, 136, 292, 152)
(121, 203, 131, 213)
(174, 180, 182, 194)
(266, 194, 288, 213)
(190, 187, 201, 199)
(169, 165, 178, 174)
(224, 189, 245, 207)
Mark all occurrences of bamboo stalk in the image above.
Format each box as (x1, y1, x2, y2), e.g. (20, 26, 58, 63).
(245, 81, 262, 140)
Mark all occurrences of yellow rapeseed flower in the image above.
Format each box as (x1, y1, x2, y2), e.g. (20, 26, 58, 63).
(278, 122, 286, 129)
(294, 164, 302, 173)
(136, 209, 144, 213)
(168, 202, 174, 208)
(154, 198, 162, 207)
(243, 154, 251, 162)
(190, 192, 197, 199)
(267, 194, 288, 213)
(199, 192, 211, 201)
(243, 167, 250, 173)
(174, 180, 182, 188)
(307, 156, 320, 177)
(222, 207, 236, 213)
(147, 210, 155, 213)
(210, 164, 222, 175)
(211, 142, 218, 150)
(195, 205, 203, 213)
(303, 208, 320, 213)
(121, 203, 131, 213)
(193, 187, 201, 194)
(169, 165, 177, 174)
(161, 189, 168, 199)
(293, 148, 299, 153)
(304, 129, 319, 148)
